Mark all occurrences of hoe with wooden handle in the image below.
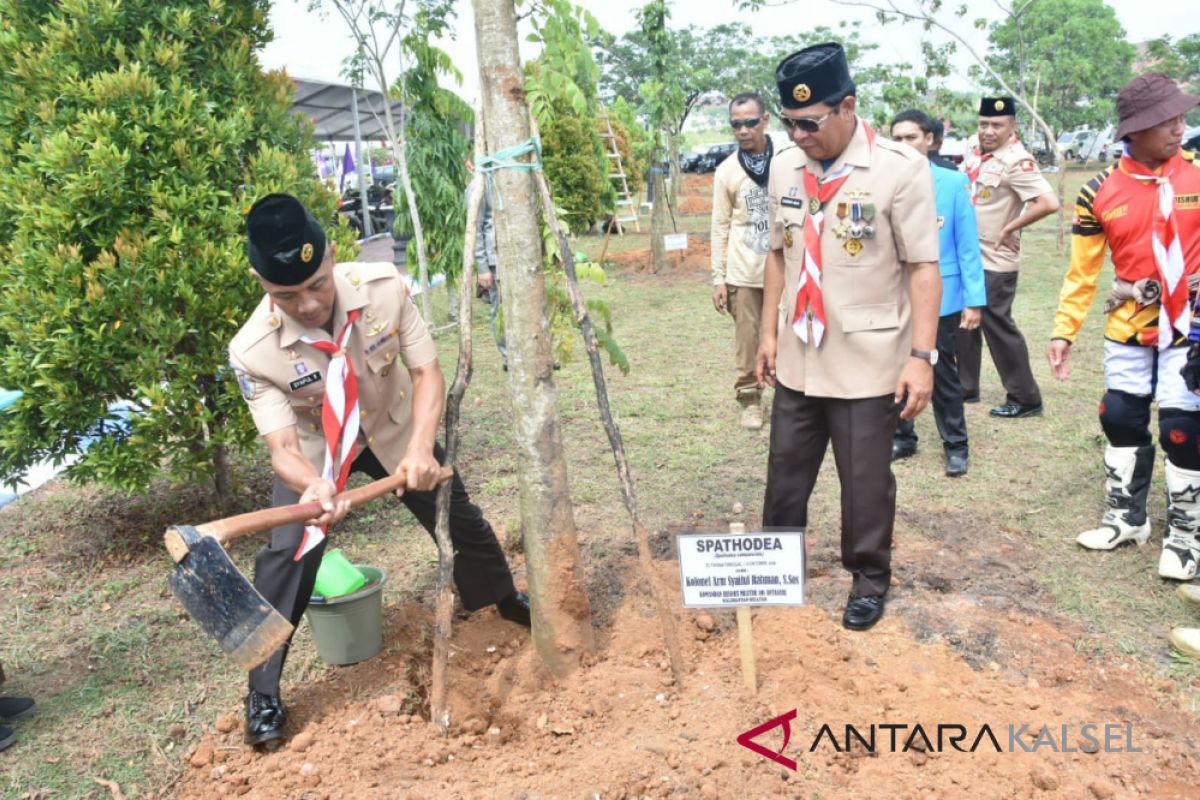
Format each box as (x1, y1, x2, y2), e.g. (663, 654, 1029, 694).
(164, 467, 454, 670)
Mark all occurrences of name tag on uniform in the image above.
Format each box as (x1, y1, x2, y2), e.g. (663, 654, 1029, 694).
(289, 371, 322, 391)
(780, 196, 805, 209)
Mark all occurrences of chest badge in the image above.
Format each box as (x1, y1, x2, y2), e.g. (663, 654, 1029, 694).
(843, 238, 865, 258)
(783, 226, 794, 248)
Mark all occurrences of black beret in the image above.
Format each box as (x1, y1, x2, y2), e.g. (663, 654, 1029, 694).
(979, 96, 1016, 117)
(246, 193, 327, 286)
(775, 42, 854, 110)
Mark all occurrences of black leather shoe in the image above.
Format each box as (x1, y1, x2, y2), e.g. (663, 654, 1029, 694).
(989, 402, 1043, 419)
(945, 450, 968, 477)
(497, 592, 531, 627)
(0, 697, 36, 722)
(842, 595, 885, 631)
(0, 725, 14, 752)
(892, 440, 917, 461)
(244, 690, 286, 747)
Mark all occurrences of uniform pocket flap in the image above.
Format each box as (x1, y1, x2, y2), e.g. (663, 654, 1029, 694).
(841, 303, 899, 333)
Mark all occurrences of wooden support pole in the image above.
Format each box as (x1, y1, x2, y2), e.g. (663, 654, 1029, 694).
(730, 522, 756, 693)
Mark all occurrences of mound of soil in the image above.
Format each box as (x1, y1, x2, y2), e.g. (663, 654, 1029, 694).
(605, 238, 712, 274)
(175, 532, 1199, 800)
(680, 173, 715, 197)
(677, 196, 713, 215)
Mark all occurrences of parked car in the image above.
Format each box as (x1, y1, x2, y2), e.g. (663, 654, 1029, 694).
(679, 149, 707, 173)
(1184, 126, 1200, 154)
(695, 142, 737, 173)
(1055, 127, 1113, 163)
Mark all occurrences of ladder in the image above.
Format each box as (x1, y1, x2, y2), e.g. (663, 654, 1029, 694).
(599, 107, 641, 234)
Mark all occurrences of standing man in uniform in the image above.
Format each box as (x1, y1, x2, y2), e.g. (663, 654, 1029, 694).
(712, 91, 775, 430)
(757, 43, 941, 631)
(958, 97, 1059, 417)
(890, 109, 986, 476)
(230, 194, 529, 747)
(1047, 74, 1200, 655)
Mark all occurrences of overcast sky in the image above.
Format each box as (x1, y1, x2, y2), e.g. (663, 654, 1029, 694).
(262, 0, 1195, 105)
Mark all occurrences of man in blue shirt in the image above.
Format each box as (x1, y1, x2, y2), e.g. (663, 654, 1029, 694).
(890, 109, 987, 476)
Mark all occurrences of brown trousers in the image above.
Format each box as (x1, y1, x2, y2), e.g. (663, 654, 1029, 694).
(728, 285, 763, 403)
(762, 385, 899, 597)
(956, 270, 1042, 405)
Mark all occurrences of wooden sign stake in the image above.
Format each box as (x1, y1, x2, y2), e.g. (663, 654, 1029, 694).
(731, 522, 757, 693)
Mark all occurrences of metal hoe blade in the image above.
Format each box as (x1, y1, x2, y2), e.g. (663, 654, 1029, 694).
(166, 525, 293, 670)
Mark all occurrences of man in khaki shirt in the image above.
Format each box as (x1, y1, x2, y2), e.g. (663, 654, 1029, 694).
(712, 91, 775, 430)
(757, 43, 941, 632)
(230, 194, 528, 748)
(957, 97, 1060, 418)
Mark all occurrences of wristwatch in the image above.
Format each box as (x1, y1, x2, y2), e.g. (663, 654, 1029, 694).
(911, 347, 939, 366)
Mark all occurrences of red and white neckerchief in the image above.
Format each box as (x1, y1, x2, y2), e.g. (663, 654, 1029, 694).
(963, 133, 1017, 204)
(793, 123, 876, 346)
(1123, 151, 1189, 348)
(963, 148, 990, 204)
(294, 308, 362, 560)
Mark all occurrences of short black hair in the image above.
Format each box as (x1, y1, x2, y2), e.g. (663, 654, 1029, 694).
(891, 108, 935, 135)
(730, 92, 766, 115)
(931, 118, 945, 145)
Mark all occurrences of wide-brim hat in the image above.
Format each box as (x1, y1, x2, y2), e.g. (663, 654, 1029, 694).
(775, 42, 854, 110)
(1115, 72, 1200, 140)
(246, 194, 327, 286)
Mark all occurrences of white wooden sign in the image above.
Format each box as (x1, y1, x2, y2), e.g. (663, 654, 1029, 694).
(663, 233, 688, 251)
(676, 530, 806, 608)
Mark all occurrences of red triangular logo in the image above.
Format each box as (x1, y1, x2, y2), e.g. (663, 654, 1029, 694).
(735, 709, 797, 771)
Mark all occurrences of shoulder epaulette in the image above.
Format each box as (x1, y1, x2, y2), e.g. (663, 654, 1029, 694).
(230, 299, 279, 353)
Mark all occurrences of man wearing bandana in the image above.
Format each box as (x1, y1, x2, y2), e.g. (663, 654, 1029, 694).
(712, 91, 775, 430)
(1047, 75, 1200, 641)
(757, 43, 941, 631)
(229, 194, 529, 748)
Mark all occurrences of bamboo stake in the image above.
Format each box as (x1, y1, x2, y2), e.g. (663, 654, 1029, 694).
(532, 168, 686, 686)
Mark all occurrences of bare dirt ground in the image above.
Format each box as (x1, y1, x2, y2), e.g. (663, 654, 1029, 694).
(172, 513, 1200, 800)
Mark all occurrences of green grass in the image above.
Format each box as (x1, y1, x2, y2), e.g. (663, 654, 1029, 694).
(1, 164, 1198, 796)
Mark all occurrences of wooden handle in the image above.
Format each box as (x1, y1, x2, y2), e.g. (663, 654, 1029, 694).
(196, 467, 455, 544)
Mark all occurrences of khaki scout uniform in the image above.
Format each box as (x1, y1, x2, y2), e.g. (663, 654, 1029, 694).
(762, 122, 939, 598)
(230, 261, 435, 472)
(231, 262, 516, 697)
(957, 139, 1052, 404)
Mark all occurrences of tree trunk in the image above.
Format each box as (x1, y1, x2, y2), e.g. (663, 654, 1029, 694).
(651, 167, 667, 273)
(667, 134, 679, 209)
(472, 0, 595, 676)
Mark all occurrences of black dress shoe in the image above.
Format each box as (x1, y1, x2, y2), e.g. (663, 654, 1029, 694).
(842, 595, 885, 631)
(497, 591, 532, 627)
(244, 690, 286, 747)
(989, 402, 1043, 419)
(0, 725, 14, 752)
(944, 450, 968, 477)
(0, 697, 36, 722)
(891, 440, 917, 461)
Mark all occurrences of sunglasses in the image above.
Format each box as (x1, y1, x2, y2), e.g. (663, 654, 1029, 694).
(780, 110, 836, 133)
(730, 117, 762, 130)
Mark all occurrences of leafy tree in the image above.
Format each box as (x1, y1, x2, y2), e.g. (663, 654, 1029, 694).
(541, 113, 607, 233)
(391, 28, 473, 282)
(1142, 34, 1200, 124)
(987, 0, 1134, 135)
(526, 0, 612, 229)
(0, 0, 337, 497)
